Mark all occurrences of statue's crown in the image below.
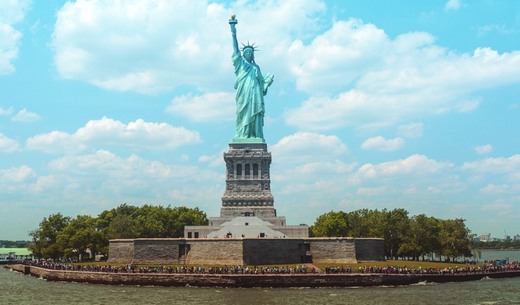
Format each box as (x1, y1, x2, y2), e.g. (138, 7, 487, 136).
(241, 41, 258, 52)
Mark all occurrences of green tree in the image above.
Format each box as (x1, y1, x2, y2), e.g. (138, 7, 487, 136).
(99, 204, 207, 239)
(345, 209, 370, 237)
(28, 213, 70, 259)
(380, 208, 409, 259)
(106, 214, 136, 239)
(168, 206, 208, 237)
(29, 204, 208, 260)
(310, 211, 349, 237)
(398, 214, 438, 260)
(438, 218, 472, 261)
(56, 215, 106, 261)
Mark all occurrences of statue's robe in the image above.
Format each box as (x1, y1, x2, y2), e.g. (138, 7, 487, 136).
(232, 51, 267, 139)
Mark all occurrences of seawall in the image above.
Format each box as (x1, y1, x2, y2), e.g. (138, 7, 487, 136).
(5, 264, 520, 288)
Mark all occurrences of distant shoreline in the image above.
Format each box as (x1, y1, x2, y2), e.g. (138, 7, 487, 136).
(5, 264, 520, 288)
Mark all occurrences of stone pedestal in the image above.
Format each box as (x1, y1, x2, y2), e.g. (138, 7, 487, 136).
(221, 143, 276, 218)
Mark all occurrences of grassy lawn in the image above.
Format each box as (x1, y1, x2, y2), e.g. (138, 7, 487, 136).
(0, 248, 32, 256)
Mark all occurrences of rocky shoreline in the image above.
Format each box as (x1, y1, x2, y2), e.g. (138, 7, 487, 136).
(5, 264, 520, 288)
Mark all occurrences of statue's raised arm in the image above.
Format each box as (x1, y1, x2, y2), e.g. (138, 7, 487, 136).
(229, 15, 239, 55)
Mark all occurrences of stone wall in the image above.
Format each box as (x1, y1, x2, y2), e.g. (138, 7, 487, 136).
(308, 238, 357, 264)
(108, 239, 134, 263)
(186, 239, 243, 265)
(274, 226, 309, 238)
(132, 239, 184, 264)
(355, 238, 385, 261)
(243, 239, 305, 265)
(108, 237, 385, 265)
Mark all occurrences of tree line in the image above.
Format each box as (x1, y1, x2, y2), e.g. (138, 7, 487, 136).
(474, 240, 520, 250)
(29, 204, 207, 260)
(310, 208, 473, 261)
(29, 204, 474, 262)
(0, 240, 31, 248)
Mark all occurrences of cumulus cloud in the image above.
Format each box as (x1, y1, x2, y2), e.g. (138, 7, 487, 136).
(0, 22, 21, 75)
(267, 132, 355, 214)
(350, 154, 454, 183)
(43, 150, 221, 206)
(444, 0, 462, 11)
(285, 18, 520, 132)
(0, 106, 14, 116)
(0, 165, 36, 184)
(167, 92, 234, 122)
(480, 183, 509, 194)
(462, 155, 520, 175)
(0, 0, 30, 75)
(398, 122, 423, 138)
(198, 151, 225, 168)
(0, 133, 19, 152)
(288, 19, 387, 94)
(474, 144, 493, 155)
(361, 136, 404, 151)
(26, 117, 200, 154)
(51, 0, 325, 93)
(11, 108, 42, 122)
(271, 132, 348, 163)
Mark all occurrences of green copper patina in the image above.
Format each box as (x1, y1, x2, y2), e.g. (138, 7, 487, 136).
(229, 15, 274, 143)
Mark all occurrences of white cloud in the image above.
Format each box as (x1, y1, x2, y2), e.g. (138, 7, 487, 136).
(477, 24, 515, 37)
(361, 136, 404, 151)
(167, 92, 234, 122)
(480, 183, 509, 194)
(0, 165, 36, 184)
(285, 19, 520, 132)
(0, 0, 31, 24)
(11, 108, 42, 122)
(288, 19, 387, 94)
(0, 0, 30, 76)
(462, 155, 520, 175)
(0, 133, 19, 152)
(271, 132, 348, 164)
(25, 130, 77, 154)
(26, 117, 200, 154)
(199, 151, 225, 168)
(397, 122, 423, 138)
(30, 175, 57, 193)
(444, 0, 462, 11)
(42, 150, 222, 207)
(267, 132, 353, 204)
(480, 201, 514, 216)
(52, 0, 325, 93)
(0, 22, 22, 75)
(0, 106, 14, 116)
(351, 154, 454, 183)
(474, 144, 493, 155)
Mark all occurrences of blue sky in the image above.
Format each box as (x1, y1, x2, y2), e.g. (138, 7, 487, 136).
(1, 0, 519, 241)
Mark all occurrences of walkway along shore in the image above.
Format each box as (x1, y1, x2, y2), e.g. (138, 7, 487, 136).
(5, 264, 520, 288)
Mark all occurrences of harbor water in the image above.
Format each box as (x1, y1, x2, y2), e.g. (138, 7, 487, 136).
(2, 268, 520, 305)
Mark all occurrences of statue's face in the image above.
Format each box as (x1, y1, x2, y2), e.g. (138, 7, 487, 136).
(243, 48, 254, 61)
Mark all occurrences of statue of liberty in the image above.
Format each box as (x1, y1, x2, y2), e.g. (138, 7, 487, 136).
(229, 15, 274, 142)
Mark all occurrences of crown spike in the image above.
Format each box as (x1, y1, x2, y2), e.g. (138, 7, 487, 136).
(240, 41, 259, 52)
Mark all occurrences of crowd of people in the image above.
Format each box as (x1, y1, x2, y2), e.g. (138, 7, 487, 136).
(25, 260, 314, 274)
(25, 259, 519, 276)
(327, 261, 520, 275)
